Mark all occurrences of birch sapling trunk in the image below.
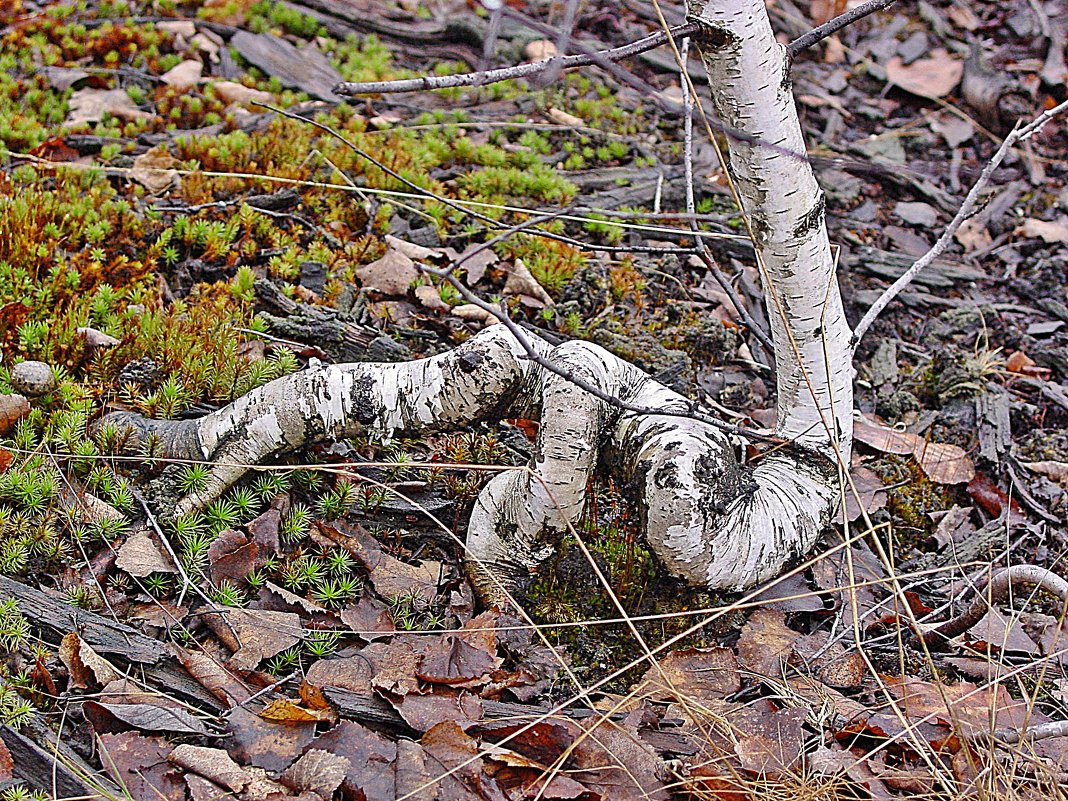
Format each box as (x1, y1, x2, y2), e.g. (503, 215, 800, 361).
(101, 0, 854, 603)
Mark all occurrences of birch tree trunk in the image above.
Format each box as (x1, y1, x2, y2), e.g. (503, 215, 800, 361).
(102, 0, 854, 604)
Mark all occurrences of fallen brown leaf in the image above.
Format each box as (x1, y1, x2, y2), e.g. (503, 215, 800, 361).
(339, 595, 395, 641)
(281, 748, 351, 797)
(301, 720, 397, 801)
(853, 415, 917, 455)
(115, 528, 177, 577)
(174, 646, 251, 707)
(1016, 217, 1068, 244)
(305, 654, 375, 694)
(0, 394, 29, 435)
(225, 706, 315, 773)
(913, 439, 975, 485)
(211, 80, 273, 106)
(417, 633, 500, 685)
(219, 608, 303, 671)
(259, 696, 336, 724)
(159, 59, 202, 89)
(98, 732, 184, 801)
(638, 647, 741, 702)
(83, 701, 210, 737)
(356, 246, 420, 297)
(1023, 460, 1068, 485)
(886, 49, 963, 99)
(503, 258, 553, 307)
(736, 608, 799, 677)
(66, 87, 152, 126)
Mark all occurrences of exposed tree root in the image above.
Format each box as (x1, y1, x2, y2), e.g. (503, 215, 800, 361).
(921, 565, 1068, 648)
(101, 325, 837, 603)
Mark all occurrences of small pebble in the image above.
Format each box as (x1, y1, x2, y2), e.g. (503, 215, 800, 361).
(10, 360, 56, 396)
(0, 393, 30, 435)
(78, 326, 120, 348)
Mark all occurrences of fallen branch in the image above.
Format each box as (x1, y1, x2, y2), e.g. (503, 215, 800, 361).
(920, 564, 1068, 647)
(333, 0, 897, 97)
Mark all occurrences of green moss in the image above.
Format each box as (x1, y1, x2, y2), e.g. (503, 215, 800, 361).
(870, 455, 952, 549)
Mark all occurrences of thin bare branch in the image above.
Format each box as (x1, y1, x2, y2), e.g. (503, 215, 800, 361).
(259, 102, 697, 256)
(786, 0, 898, 57)
(921, 564, 1068, 647)
(333, 22, 701, 96)
(334, 0, 897, 98)
(852, 98, 1068, 349)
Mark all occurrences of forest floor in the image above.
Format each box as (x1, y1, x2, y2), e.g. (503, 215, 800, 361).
(0, 0, 1067, 798)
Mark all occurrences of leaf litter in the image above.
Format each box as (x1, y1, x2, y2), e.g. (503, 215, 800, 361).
(1, 0, 1067, 796)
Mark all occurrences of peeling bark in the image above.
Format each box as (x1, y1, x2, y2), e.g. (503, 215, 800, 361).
(103, 325, 836, 604)
(102, 0, 853, 603)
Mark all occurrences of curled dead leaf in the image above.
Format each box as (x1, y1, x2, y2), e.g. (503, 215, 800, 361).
(258, 697, 336, 724)
(60, 632, 121, 689)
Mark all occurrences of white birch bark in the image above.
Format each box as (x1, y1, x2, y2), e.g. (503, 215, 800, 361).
(102, 0, 854, 603)
(689, 0, 853, 456)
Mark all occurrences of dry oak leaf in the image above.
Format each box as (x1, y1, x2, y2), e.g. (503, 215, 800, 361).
(159, 59, 202, 89)
(638, 646, 741, 702)
(569, 716, 670, 801)
(1016, 217, 1068, 244)
(211, 80, 273, 106)
(66, 87, 152, 126)
(886, 49, 963, 99)
(130, 146, 179, 195)
(115, 527, 177, 576)
(222, 608, 303, 671)
(60, 631, 122, 689)
(355, 246, 420, 297)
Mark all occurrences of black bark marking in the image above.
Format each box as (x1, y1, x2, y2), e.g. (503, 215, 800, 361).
(349, 372, 381, 426)
(458, 349, 485, 373)
(793, 192, 826, 239)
